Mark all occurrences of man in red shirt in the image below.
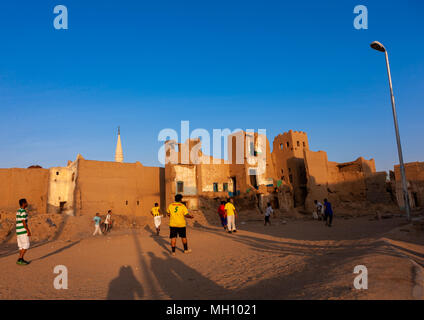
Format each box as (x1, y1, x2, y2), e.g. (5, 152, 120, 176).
(218, 201, 227, 231)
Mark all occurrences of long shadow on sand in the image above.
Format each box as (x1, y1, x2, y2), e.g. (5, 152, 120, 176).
(30, 240, 81, 262)
(144, 225, 184, 253)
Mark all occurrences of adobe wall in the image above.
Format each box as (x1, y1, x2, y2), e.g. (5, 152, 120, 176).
(228, 131, 277, 193)
(272, 131, 309, 206)
(75, 159, 165, 217)
(0, 168, 49, 213)
(198, 162, 231, 197)
(304, 150, 389, 211)
(47, 160, 78, 215)
(394, 161, 424, 208)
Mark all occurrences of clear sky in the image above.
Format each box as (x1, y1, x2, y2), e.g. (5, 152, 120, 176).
(0, 0, 423, 172)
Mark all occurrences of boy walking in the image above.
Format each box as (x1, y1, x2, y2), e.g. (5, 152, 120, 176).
(104, 210, 112, 233)
(93, 212, 102, 236)
(324, 198, 334, 227)
(264, 202, 273, 226)
(225, 198, 237, 233)
(167, 194, 193, 256)
(151, 203, 162, 236)
(16, 198, 31, 265)
(217, 201, 227, 231)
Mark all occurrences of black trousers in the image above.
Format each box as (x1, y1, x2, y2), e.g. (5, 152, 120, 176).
(324, 213, 333, 225)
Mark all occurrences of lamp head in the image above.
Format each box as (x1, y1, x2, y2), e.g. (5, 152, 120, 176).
(370, 41, 386, 52)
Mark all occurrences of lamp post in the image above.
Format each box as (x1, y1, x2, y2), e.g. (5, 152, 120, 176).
(370, 41, 411, 221)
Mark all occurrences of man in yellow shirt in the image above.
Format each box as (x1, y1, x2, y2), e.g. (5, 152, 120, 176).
(225, 198, 237, 233)
(151, 203, 162, 236)
(167, 194, 193, 256)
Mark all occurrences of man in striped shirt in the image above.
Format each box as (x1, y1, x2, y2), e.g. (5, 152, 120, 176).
(16, 198, 31, 265)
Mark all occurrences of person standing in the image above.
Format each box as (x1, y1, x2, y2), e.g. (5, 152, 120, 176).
(264, 202, 273, 226)
(324, 198, 334, 227)
(104, 210, 112, 233)
(16, 199, 31, 265)
(167, 194, 193, 256)
(225, 198, 237, 234)
(151, 203, 162, 236)
(314, 200, 324, 220)
(93, 212, 102, 236)
(217, 201, 227, 231)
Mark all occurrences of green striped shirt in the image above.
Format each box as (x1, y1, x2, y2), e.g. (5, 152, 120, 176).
(16, 208, 28, 235)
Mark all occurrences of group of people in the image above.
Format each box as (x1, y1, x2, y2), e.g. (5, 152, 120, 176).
(218, 199, 275, 229)
(92, 210, 113, 236)
(14, 193, 284, 265)
(217, 198, 238, 233)
(313, 199, 334, 227)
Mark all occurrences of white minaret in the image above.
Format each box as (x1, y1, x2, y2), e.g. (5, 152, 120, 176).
(115, 126, 124, 163)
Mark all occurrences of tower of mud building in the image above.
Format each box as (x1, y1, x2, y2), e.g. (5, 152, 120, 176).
(272, 130, 309, 207)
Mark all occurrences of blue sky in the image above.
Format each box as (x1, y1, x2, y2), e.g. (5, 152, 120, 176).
(0, 0, 423, 172)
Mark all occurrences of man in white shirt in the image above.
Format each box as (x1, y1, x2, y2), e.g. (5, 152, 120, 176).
(314, 200, 324, 220)
(264, 202, 273, 226)
(104, 210, 112, 233)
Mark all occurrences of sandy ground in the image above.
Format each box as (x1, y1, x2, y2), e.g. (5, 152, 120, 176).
(0, 214, 423, 300)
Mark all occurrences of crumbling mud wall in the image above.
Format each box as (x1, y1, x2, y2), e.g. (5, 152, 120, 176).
(272, 131, 309, 207)
(0, 168, 49, 213)
(394, 161, 424, 209)
(304, 150, 394, 212)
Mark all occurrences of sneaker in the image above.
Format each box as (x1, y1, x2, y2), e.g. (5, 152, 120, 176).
(16, 259, 28, 266)
(184, 249, 192, 254)
(228, 231, 232, 234)
(233, 230, 237, 233)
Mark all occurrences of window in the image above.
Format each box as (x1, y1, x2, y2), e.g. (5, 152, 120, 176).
(213, 183, 219, 192)
(286, 142, 290, 147)
(280, 143, 283, 150)
(177, 181, 184, 193)
(289, 174, 293, 183)
(250, 142, 255, 156)
(137, 201, 140, 206)
(303, 141, 306, 147)
(223, 183, 228, 192)
(281, 169, 284, 174)
(56, 171, 59, 175)
(297, 141, 300, 147)
(125, 200, 128, 205)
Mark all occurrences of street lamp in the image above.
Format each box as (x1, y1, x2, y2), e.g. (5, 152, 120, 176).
(370, 41, 411, 221)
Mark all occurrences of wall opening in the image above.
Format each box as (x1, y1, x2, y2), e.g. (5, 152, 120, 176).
(177, 181, 184, 193)
(213, 183, 218, 192)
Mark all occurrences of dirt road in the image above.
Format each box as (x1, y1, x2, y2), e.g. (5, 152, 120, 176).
(0, 215, 423, 300)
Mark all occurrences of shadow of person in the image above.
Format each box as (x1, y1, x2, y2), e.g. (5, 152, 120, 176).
(145, 225, 183, 253)
(107, 265, 144, 300)
(147, 251, 227, 299)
